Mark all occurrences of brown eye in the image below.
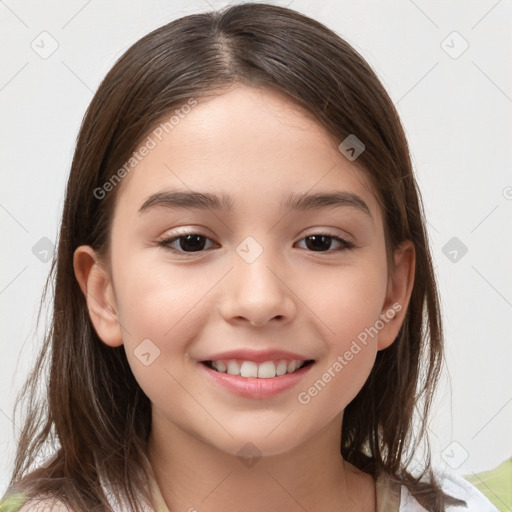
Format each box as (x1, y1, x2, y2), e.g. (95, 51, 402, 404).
(296, 235, 354, 252)
(159, 234, 216, 253)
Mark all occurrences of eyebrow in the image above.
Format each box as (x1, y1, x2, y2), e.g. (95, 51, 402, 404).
(137, 190, 372, 218)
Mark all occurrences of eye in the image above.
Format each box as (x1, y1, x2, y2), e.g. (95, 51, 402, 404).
(158, 232, 354, 254)
(295, 234, 354, 252)
(158, 233, 217, 253)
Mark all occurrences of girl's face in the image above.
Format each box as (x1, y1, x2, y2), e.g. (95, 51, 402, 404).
(75, 85, 413, 457)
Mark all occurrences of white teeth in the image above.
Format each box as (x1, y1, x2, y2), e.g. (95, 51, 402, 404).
(212, 360, 227, 373)
(240, 361, 258, 377)
(209, 359, 308, 378)
(226, 361, 240, 376)
(276, 361, 287, 376)
(258, 361, 277, 379)
(287, 360, 298, 373)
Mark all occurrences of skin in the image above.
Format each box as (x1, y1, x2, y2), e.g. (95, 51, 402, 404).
(74, 84, 415, 512)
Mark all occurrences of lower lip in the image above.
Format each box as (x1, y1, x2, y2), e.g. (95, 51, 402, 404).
(198, 362, 314, 399)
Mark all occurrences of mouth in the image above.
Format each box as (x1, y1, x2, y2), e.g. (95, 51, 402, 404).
(201, 359, 315, 378)
(198, 353, 316, 399)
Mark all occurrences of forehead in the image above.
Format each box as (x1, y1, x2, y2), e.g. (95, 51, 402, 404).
(112, 84, 380, 222)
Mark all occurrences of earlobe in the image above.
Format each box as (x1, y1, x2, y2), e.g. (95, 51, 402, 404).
(377, 240, 415, 351)
(73, 245, 124, 347)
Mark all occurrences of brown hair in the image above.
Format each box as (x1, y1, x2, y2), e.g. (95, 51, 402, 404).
(1, 3, 466, 511)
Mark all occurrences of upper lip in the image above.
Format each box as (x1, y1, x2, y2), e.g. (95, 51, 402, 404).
(201, 349, 314, 363)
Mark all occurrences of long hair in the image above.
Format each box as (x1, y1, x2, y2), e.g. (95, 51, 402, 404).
(1, 3, 466, 511)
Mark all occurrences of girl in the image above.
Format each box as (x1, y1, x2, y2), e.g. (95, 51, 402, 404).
(0, 3, 497, 511)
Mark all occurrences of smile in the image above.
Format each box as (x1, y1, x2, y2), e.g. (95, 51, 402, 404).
(202, 359, 314, 378)
(199, 357, 315, 399)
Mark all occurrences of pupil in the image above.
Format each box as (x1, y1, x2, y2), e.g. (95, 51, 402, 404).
(180, 234, 205, 252)
(305, 235, 331, 252)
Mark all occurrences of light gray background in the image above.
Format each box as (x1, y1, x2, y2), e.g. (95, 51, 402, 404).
(1, 0, 511, 495)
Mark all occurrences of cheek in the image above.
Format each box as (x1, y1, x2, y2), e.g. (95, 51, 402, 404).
(113, 256, 212, 340)
(296, 269, 385, 417)
(110, 257, 206, 393)
(113, 260, 213, 411)
(295, 254, 387, 407)
(302, 255, 388, 345)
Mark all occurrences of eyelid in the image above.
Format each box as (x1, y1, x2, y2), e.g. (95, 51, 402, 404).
(298, 227, 355, 244)
(157, 229, 218, 254)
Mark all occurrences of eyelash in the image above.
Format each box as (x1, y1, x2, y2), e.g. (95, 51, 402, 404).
(157, 232, 355, 255)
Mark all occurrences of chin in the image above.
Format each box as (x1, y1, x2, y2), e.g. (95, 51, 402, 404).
(196, 421, 315, 460)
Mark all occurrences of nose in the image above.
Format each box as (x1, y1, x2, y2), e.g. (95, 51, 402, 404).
(219, 248, 297, 327)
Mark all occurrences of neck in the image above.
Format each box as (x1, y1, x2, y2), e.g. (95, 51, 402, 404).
(147, 410, 375, 512)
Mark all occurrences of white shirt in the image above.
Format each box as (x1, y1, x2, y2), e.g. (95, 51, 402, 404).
(398, 470, 499, 512)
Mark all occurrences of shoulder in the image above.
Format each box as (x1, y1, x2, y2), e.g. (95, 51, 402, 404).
(400, 470, 500, 512)
(439, 471, 500, 511)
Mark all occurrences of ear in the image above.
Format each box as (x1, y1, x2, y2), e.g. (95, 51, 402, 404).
(73, 245, 123, 347)
(377, 240, 415, 351)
